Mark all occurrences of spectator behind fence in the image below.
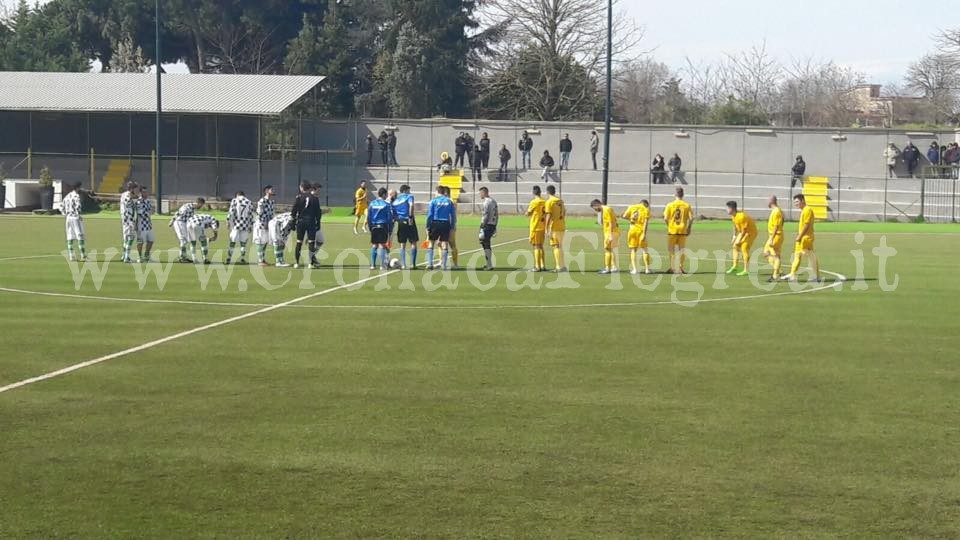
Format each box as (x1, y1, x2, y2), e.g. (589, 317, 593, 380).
(540, 150, 555, 182)
(559, 133, 572, 170)
(791, 155, 806, 188)
(883, 143, 900, 178)
(590, 130, 599, 170)
(479, 132, 491, 169)
(365, 134, 374, 165)
(471, 149, 483, 182)
(454, 132, 467, 168)
(927, 142, 940, 166)
(498, 144, 511, 181)
(903, 141, 920, 177)
(377, 131, 389, 165)
(519, 131, 534, 169)
(651, 154, 666, 184)
(387, 130, 398, 166)
(668, 153, 682, 183)
(464, 133, 476, 169)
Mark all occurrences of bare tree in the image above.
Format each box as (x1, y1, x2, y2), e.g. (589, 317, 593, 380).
(477, 0, 644, 120)
(906, 53, 960, 124)
(681, 57, 727, 110)
(719, 40, 782, 116)
(107, 34, 150, 73)
(781, 57, 864, 127)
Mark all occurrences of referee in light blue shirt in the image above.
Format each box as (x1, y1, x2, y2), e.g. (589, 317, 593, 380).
(392, 184, 419, 269)
(426, 186, 456, 270)
(367, 187, 396, 270)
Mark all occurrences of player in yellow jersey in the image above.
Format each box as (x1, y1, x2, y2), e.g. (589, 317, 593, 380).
(543, 185, 567, 272)
(591, 199, 620, 274)
(663, 187, 693, 274)
(724, 201, 758, 277)
(782, 194, 820, 282)
(622, 199, 651, 275)
(526, 185, 547, 272)
(353, 180, 369, 234)
(763, 195, 785, 281)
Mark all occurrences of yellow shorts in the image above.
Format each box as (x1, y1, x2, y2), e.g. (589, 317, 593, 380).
(529, 230, 545, 246)
(627, 228, 647, 250)
(355, 205, 367, 216)
(795, 236, 814, 252)
(603, 232, 620, 250)
(549, 230, 565, 247)
(738, 234, 757, 251)
(765, 234, 784, 254)
(667, 234, 687, 250)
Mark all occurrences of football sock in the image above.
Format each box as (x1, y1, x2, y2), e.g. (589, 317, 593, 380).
(484, 248, 492, 267)
(452, 247, 459, 266)
(190, 241, 197, 261)
(180, 243, 188, 259)
(426, 247, 434, 266)
(604, 251, 613, 270)
(554, 247, 564, 268)
(378, 247, 387, 268)
(275, 245, 285, 264)
(789, 252, 802, 276)
(258, 244, 266, 263)
(240, 243, 247, 259)
(411, 246, 418, 267)
(630, 251, 637, 272)
(642, 251, 651, 271)
(66, 241, 74, 259)
(441, 249, 449, 269)
(227, 242, 236, 261)
(200, 239, 209, 260)
(809, 251, 820, 279)
(730, 248, 740, 269)
(399, 247, 407, 267)
(370, 246, 378, 267)
(294, 242, 303, 264)
(78, 240, 86, 258)
(740, 244, 750, 271)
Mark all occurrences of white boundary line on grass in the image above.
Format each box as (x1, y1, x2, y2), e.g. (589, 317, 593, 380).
(0, 238, 525, 395)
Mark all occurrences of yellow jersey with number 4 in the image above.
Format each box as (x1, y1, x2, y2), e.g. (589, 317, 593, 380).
(663, 199, 693, 235)
(544, 196, 566, 232)
(527, 197, 546, 232)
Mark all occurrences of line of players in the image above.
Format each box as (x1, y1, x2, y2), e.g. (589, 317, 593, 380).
(584, 186, 820, 282)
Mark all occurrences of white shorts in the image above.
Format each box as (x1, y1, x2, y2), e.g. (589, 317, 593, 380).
(253, 226, 269, 245)
(187, 224, 206, 243)
(122, 223, 137, 240)
(65, 216, 85, 241)
(138, 230, 156, 243)
(269, 221, 288, 246)
(229, 229, 250, 244)
(173, 220, 189, 242)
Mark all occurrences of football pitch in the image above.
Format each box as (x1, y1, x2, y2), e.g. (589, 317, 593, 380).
(1, 213, 958, 537)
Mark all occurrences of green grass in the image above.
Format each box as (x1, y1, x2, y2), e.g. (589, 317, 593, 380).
(0, 214, 958, 538)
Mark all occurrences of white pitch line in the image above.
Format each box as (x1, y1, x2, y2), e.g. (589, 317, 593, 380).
(0, 237, 526, 395)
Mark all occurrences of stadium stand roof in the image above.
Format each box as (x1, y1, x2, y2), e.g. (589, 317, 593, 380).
(0, 72, 324, 116)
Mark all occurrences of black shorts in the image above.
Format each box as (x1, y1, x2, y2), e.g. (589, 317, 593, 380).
(296, 221, 317, 242)
(480, 224, 497, 249)
(428, 221, 451, 242)
(370, 225, 388, 245)
(397, 220, 419, 244)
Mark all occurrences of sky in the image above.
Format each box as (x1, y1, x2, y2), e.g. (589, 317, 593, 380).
(1, 0, 946, 84)
(621, 0, 941, 85)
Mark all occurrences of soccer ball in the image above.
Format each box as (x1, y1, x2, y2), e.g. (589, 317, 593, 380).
(388, 257, 402, 269)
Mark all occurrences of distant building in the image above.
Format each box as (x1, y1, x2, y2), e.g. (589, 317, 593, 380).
(848, 84, 930, 127)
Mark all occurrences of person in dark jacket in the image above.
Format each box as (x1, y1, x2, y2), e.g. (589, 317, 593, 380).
(387, 131, 398, 165)
(519, 131, 533, 169)
(366, 134, 374, 165)
(471, 148, 484, 182)
(498, 144, 511, 181)
(902, 142, 921, 177)
(559, 133, 573, 170)
(377, 131, 389, 165)
(651, 154, 666, 184)
(668, 153, 682, 183)
(927, 142, 940, 166)
(539, 150, 556, 182)
(590, 130, 599, 170)
(791, 155, 806, 188)
(454, 133, 467, 168)
(479, 132, 491, 169)
(464, 133, 476, 169)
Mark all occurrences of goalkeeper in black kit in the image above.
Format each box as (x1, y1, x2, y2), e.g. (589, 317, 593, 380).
(290, 181, 323, 269)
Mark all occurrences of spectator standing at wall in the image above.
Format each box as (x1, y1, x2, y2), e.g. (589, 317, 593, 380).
(540, 150, 555, 182)
(559, 134, 573, 170)
(903, 142, 921, 177)
(454, 133, 467, 168)
(668, 153, 682, 183)
(927, 142, 940, 166)
(366, 135, 374, 165)
(377, 131, 389, 165)
(651, 154, 666, 184)
(498, 144, 511, 181)
(519, 131, 534, 169)
(791, 155, 806, 188)
(479, 132, 491, 169)
(471, 149, 484, 182)
(464, 133, 476, 171)
(883, 143, 900, 178)
(387, 130, 398, 166)
(590, 130, 599, 170)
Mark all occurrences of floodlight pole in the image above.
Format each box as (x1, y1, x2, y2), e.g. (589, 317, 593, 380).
(601, 0, 612, 204)
(155, 0, 163, 211)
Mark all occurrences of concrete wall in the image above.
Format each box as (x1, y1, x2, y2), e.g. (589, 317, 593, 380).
(5, 122, 958, 221)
